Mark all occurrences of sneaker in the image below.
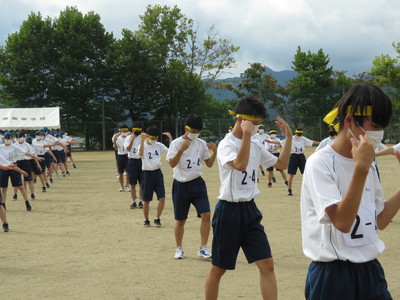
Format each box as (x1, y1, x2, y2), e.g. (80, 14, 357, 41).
(42, 187, 46, 192)
(197, 246, 212, 259)
(116, 173, 120, 179)
(2, 222, 9, 232)
(62, 172, 65, 177)
(174, 246, 184, 259)
(46, 182, 50, 188)
(25, 201, 32, 211)
(73, 163, 76, 169)
(285, 180, 288, 186)
(154, 218, 161, 227)
(119, 187, 124, 192)
(31, 193, 35, 200)
(50, 179, 53, 183)
(267, 182, 272, 188)
(130, 201, 137, 209)
(56, 175, 60, 179)
(272, 177, 276, 183)
(33, 179, 37, 183)
(138, 201, 143, 209)
(13, 194, 17, 200)
(66, 171, 70, 175)
(125, 185, 131, 192)
(261, 170, 265, 176)
(288, 189, 293, 196)
(144, 219, 150, 227)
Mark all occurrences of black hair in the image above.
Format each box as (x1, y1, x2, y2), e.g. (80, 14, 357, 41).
(336, 84, 392, 130)
(15, 132, 25, 138)
(234, 95, 267, 119)
(185, 114, 203, 130)
(133, 122, 143, 130)
(146, 126, 160, 137)
(120, 124, 129, 130)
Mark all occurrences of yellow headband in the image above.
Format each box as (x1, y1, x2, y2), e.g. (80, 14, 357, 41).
(269, 130, 277, 134)
(119, 128, 129, 131)
(147, 134, 158, 139)
(132, 127, 142, 131)
(323, 105, 373, 131)
(228, 110, 263, 121)
(185, 125, 200, 131)
(295, 130, 303, 134)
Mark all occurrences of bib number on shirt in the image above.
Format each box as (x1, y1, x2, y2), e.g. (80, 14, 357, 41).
(147, 150, 159, 160)
(343, 201, 378, 247)
(294, 146, 303, 153)
(185, 156, 200, 169)
(238, 168, 256, 189)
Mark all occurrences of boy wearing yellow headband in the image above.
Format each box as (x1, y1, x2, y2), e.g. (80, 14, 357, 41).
(138, 126, 172, 227)
(113, 125, 130, 192)
(167, 114, 217, 260)
(205, 95, 292, 300)
(301, 84, 399, 299)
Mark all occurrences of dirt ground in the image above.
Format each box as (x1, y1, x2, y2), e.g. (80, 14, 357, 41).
(1, 148, 400, 299)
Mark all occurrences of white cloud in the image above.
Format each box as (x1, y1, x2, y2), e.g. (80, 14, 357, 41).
(1, 0, 399, 77)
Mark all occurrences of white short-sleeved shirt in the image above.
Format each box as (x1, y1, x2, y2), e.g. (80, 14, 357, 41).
(14, 142, 34, 160)
(264, 137, 281, 154)
(45, 134, 57, 150)
(139, 142, 169, 171)
(282, 135, 313, 154)
(301, 145, 385, 263)
(252, 133, 270, 144)
(32, 139, 48, 155)
(124, 135, 141, 159)
(0, 144, 18, 163)
(0, 152, 11, 165)
(217, 133, 278, 202)
(392, 143, 400, 152)
(315, 136, 336, 152)
(166, 136, 211, 182)
(116, 136, 128, 155)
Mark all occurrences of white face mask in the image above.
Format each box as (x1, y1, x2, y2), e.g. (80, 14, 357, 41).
(258, 129, 264, 134)
(270, 134, 277, 139)
(349, 127, 384, 150)
(147, 139, 156, 145)
(121, 132, 128, 137)
(18, 137, 25, 143)
(36, 136, 43, 141)
(187, 132, 199, 140)
(4, 139, 12, 145)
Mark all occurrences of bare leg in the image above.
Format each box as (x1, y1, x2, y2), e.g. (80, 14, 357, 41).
(288, 174, 295, 189)
(0, 205, 7, 223)
(156, 197, 165, 219)
(143, 201, 150, 220)
(174, 219, 186, 247)
(255, 258, 277, 300)
(200, 212, 211, 247)
(205, 265, 227, 300)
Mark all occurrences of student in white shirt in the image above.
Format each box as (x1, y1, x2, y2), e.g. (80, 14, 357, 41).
(166, 114, 217, 260)
(138, 127, 171, 227)
(264, 129, 288, 187)
(253, 124, 270, 177)
(283, 128, 319, 196)
(301, 84, 400, 299)
(204, 95, 292, 300)
(125, 123, 144, 209)
(315, 124, 337, 152)
(113, 125, 130, 192)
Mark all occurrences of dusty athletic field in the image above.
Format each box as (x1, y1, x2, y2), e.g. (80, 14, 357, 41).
(1, 148, 400, 299)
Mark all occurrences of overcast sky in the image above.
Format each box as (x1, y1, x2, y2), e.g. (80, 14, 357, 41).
(1, 0, 399, 78)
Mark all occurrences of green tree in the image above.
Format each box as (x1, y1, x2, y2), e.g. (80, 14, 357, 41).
(288, 47, 336, 129)
(0, 12, 54, 107)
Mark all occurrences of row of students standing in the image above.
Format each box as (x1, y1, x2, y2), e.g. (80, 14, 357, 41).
(0, 129, 77, 232)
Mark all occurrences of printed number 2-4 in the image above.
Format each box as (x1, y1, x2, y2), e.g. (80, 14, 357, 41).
(241, 169, 256, 185)
(351, 215, 363, 239)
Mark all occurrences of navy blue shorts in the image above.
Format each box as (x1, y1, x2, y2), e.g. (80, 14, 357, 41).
(127, 158, 142, 185)
(17, 160, 33, 181)
(58, 150, 66, 163)
(67, 144, 72, 157)
(0, 169, 23, 187)
(211, 200, 272, 270)
(142, 169, 165, 201)
(52, 150, 61, 164)
(44, 152, 53, 168)
(288, 153, 306, 175)
(31, 156, 45, 175)
(305, 259, 391, 300)
(172, 177, 210, 220)
(266, 153, 281, 171)
(116, 154, 128, 174)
